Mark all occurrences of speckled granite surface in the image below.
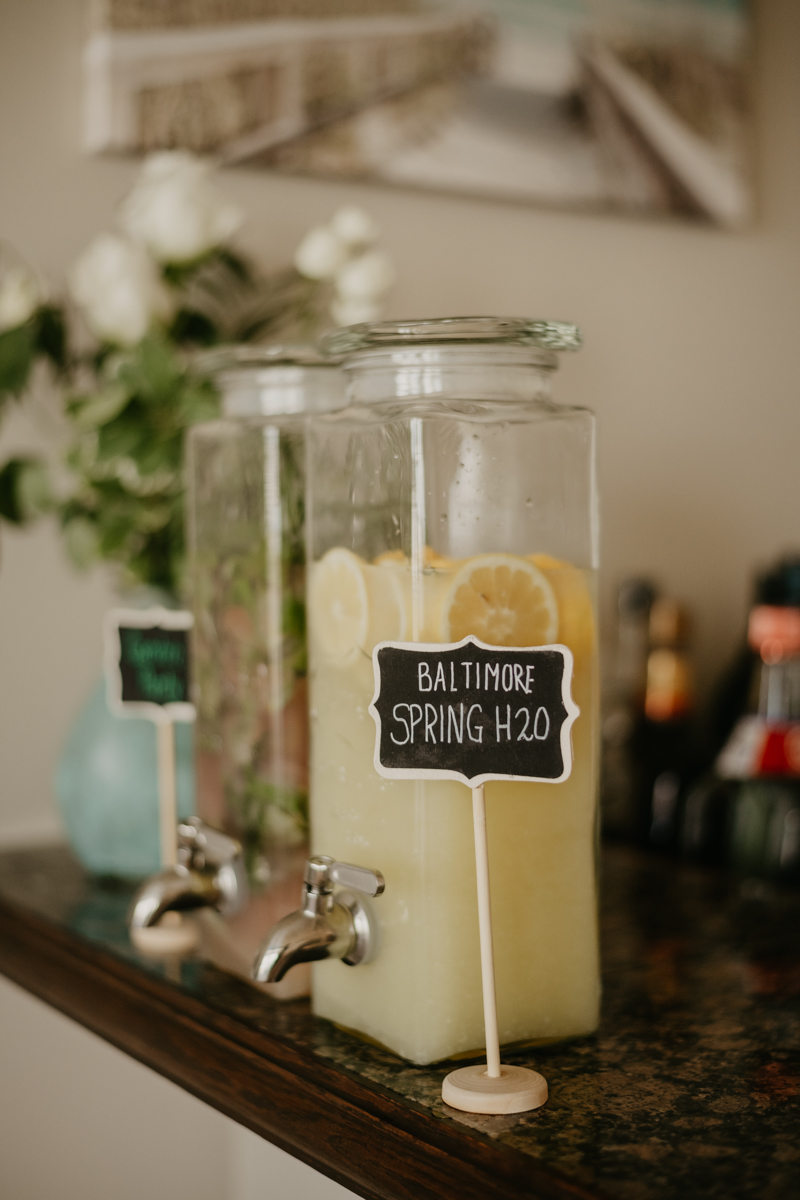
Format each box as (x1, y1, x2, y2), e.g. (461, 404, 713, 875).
(1, 843, 798, 1200)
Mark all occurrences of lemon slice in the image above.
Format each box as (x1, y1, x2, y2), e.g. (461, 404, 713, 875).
(530, 554, 595, 663)
(372, 552, 455, 642)
(364, 562, 407, 647)
(309, 548, 407, 664)
(372, 547, 459, 570)
(441, 554, 558, 647)
(419, 568, 454, 642)
(425, 550, 459, 571)
(309, 548, 368, 663)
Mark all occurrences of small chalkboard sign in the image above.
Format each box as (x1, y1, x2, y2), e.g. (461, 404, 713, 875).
(104, 608, 195, 725)
(369, 636, 578, 787)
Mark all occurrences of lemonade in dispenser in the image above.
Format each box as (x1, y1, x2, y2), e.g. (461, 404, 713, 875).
(260, 318, 600, 1062)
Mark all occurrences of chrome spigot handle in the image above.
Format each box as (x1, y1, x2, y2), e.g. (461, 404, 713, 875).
(252, 853, 385, 984)
(129, 818, 248, 932)
(304, 855, 385, 898)
(330, 861, 385, 897)
(178, 816, 242, 868)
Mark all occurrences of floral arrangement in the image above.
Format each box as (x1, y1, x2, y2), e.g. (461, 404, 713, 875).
(0, 152, 394, 594)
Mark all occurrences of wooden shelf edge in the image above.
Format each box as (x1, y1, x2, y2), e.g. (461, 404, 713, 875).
(0, 895, 604, 1200)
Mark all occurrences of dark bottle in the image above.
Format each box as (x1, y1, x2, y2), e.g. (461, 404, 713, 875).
(634, 597, 697, 851)
(683, 556, 800, 880)
(601, 579, 655, 839)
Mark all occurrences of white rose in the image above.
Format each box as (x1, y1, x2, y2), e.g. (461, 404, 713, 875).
(330, 206, 379, 248)
(330, 296, 383, 327)
(70, 234, 172, 346)
(334, 250, 395, 302)
(294, 225, 348, 281)
(0, 265, 41, 332)
(119, 151, 242, 264)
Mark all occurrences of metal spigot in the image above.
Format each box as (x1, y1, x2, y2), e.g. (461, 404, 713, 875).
(251, 855, 385, 984)
(129, 817, 248, 933)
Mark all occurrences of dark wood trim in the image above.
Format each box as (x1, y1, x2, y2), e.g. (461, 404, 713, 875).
(0, 893, 604, 1200)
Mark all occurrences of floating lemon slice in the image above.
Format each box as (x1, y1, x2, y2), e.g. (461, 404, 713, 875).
(425, 549, 459, 570)
(309, 548, 406, 664)
(441, 554, 558, 647)
(365, 563, 407, 647)
(372, 550, 457, 642)
(372, 547, 459, 570)
(530, 553, 595, 663)
(373, 549, 406, 566)
(309, 548, 367, 663)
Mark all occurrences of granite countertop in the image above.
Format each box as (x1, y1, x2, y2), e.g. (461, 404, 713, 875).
(0, 842, 798, 1200)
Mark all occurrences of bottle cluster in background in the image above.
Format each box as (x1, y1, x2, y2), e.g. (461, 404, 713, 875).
(602, 557, 800, 885)
(601, 579, 698, 852)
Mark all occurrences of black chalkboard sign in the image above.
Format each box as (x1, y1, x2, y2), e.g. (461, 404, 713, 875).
(104, 608, 196, 724)
(369, 636, 578, 786)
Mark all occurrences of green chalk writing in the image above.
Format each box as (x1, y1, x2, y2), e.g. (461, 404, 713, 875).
(123, 631, 186, 668)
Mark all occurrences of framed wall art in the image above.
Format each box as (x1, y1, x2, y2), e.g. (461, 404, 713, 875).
(84, 0, 752, 228)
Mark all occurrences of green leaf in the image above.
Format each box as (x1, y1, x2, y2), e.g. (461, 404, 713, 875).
(134, 441, 181, 479)
(16, 458, 53, 518)
(34, 305, 68, 373)
(0, 456, 51, 525)
(68, 382, 131, 430)
(163, 246, 253, 290)
(168, 307, 219, 347)
(96, 405, 150, 461)
(0, 322, 36, 401)
(282, 595, 306, 641)
(0, 458, 24, 523)
(161, 248, 220, 288)
(215, 248, 253, 284)
(175, 377, 219, 426)
(117, 335, 183, 405)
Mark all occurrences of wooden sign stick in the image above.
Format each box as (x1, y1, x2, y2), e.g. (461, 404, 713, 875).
(155, 719, 178, 869)
(472, 784, 501, 1078)
(441, 783, 548, 1115)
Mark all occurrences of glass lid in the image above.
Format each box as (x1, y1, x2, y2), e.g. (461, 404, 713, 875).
(194, 344, 344, 417)
(194, 344, 339, 374)
(321, 317, 582, 357)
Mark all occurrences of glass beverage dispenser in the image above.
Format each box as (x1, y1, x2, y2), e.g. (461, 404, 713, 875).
(187, 347, 343, 987)
(305, 318, 600, 1063)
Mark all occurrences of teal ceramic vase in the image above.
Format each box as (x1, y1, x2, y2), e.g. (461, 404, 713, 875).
(56, 678, 195, 880)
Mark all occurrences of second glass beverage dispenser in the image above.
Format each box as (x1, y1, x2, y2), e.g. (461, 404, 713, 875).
(303, 318, 600, 1064)
(186, 346, 343, 985)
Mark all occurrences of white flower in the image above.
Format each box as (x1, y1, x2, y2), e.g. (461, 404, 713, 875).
(70, 234, 172, 346)
(294, 225, 348, 281)
(334, 250, 395, 302)
(331, 296, 383, 327)
(330, 206, 379, 248)
(119, 151, 242, 264)
(0, 265, 41, 332)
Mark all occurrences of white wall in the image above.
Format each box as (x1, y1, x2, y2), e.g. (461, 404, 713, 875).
(0, 974, 358, 1200)
(0, 0, 798, 1195)
(1, 0, 799, 837)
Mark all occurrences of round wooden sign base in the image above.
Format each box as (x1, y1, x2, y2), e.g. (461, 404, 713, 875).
(442, 1064, 548, 1115)
(130, 915, 198, 957)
